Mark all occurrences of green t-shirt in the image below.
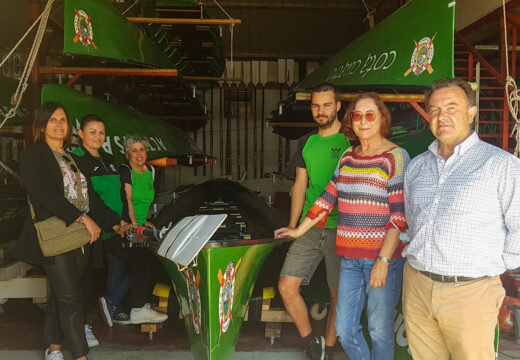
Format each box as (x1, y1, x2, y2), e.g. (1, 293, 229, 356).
(120, 164, 155, 226)
(294, 130, 349, 228)
(72, 146, 123, 240)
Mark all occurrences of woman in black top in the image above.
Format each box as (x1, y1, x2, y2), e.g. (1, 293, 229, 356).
(16, 103, 120, 360)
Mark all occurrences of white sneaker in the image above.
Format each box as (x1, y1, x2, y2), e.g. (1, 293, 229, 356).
(45, 348, 64, 360)
(130, 303, 168, 324)
(85, 324, 100, 347)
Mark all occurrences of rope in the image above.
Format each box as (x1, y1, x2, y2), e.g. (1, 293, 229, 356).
(0, 0, 55, 131)
(362, 0, 376, 28)
(211, 0, 234, 72)
(0, 11, 44, 69)
(502, 0, 520, 156)
(122, 0, 141, 15)
(0, 159, 22, 183)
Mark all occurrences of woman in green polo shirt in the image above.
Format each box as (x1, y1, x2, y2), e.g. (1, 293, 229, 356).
(120, 136, 155, 228)
(119, 135, 167, 324)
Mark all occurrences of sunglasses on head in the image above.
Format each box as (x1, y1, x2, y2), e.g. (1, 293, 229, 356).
(351, 111, 376, 122)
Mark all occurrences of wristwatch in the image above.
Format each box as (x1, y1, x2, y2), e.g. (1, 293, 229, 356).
(377, 255, 390, 264)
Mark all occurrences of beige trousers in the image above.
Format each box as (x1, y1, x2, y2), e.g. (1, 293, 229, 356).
(402, 262, 505, 360)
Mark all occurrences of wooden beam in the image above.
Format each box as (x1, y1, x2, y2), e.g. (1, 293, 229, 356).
(66, 74, 82, 87)
(408, 101, 430, 124)
(39, 66, 178, 77)
(146, 157, 178, 167)
(202, 2, 364, 11)
(295, 92, 426, 102)
(507, 15, 520, 30)
(127, 17, 241, 25)
(183, 76, 241, 81)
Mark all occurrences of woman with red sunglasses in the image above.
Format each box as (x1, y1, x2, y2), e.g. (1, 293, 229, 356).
(275, 92, 409, 360)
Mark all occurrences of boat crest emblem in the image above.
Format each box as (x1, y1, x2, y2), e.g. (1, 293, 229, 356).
(218, 258, 242, 334)
(73, 9, 97, 50)
(404, 33, 436, 77)
(184, 268, 202, 334)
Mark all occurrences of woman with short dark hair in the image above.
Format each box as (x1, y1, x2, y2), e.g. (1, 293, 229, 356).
(72, 115, 133, 328)
(16, 103, 120, 360)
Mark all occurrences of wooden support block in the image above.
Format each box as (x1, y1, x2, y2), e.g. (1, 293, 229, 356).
(262, 298, 271, 311)
(260, 308, 294, 323)
(159, 297, 168, 308)
(153, 306, 168, 314)
(141, 322, 162, 333)
(152, 283, 171, 298)
(265, 322, 282, 339)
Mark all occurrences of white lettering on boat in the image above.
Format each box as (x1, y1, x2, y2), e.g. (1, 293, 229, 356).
(326, 50, 397, 81)
(102, 136, 113, 155)
(114, 136, 125, 155)
(154, 137, 168, 151)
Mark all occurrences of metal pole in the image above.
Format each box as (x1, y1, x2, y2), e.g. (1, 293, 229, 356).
(220, 87, 224, 176)
(236, 86, 241, 178)
(278, 87, 283, 173)
(260, 86, 265, 177)
(203, 91, 207, 176)
(253, 87, 257, 179)
(244, 87, 249, 180)
(210, 87, 214, 179)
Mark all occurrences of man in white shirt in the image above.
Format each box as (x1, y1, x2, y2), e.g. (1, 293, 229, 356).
(402, 78, 520, 360)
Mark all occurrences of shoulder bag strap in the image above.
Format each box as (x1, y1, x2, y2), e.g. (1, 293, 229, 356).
(27, 197, 37, 223)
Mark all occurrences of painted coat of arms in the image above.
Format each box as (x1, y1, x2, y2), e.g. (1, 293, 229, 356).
(184, 268, 202, 334)
(73, 9, 97, 50)
(404, 33, 436, 77)
(218, 258, 242, 334)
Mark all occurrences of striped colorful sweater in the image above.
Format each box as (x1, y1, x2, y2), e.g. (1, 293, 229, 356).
(306, 146, 410, 259)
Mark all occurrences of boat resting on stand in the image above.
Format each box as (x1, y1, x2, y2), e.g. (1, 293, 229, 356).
(151, 179, 288, 360)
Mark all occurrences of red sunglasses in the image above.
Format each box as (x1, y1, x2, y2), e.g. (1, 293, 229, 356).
(352, 111, 376, 122)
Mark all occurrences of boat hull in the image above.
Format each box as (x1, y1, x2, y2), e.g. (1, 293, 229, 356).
(158, 242, 276, 360)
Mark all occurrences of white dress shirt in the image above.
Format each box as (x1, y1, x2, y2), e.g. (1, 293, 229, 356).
(403, 132, 520, 277)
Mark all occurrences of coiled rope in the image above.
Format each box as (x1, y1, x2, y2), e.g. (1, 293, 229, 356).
(502, 0, 520, 156)
(0, 0, 55, 131)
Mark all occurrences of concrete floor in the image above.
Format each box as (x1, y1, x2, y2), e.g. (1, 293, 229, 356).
(2, 299, 520, 360)
(0, 349, 350, 360)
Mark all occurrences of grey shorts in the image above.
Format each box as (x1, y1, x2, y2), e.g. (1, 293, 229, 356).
(280, 226, 340, 291)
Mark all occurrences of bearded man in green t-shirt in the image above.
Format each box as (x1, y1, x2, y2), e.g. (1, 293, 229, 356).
(277, 84, 349, 360)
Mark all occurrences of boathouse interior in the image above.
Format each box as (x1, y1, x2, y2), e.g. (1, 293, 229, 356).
(1, 0, 520, 358)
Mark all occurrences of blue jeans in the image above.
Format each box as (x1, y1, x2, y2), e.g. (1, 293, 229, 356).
(335, 257, 405, 360)
(106, 254, 131, 308)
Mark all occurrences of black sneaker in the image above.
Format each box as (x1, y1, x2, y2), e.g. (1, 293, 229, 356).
(323, 347, 333, 360)
(112, 310, 131, 325)
(305, 335, 324, 360)
(99, 296, 116, 328)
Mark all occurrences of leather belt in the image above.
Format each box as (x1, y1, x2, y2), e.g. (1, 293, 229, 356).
(419, 270, 486, 283)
